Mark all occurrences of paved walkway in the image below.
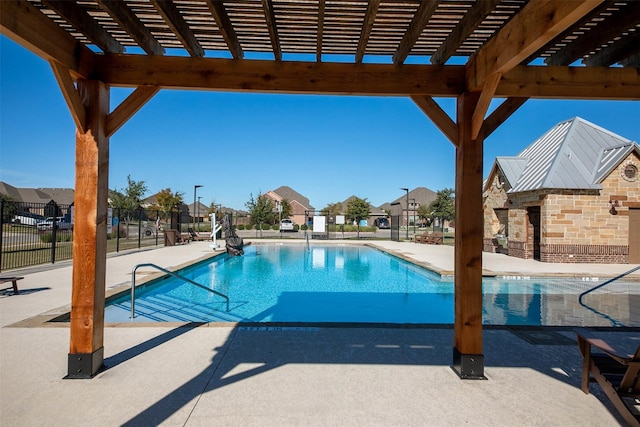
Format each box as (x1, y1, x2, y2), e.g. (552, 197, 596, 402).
(1, 240, 638, 426)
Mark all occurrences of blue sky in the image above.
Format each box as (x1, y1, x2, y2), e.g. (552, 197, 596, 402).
(1, 36, 639, 211)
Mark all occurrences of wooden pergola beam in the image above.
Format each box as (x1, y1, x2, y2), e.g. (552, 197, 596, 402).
(355, 0, 380, 64)
(98, 0, 165, 56)
(499, 65, 640, 100)
(0, 0, 94, 79)
(106, 86, 160, 138)
(50, 61, 86, 133)
(545, 2, 640, 66)
(42, 0, 124, 54)
(204, 0, 243, 60)
(151, 0, 204, 58)
(481, 97, 529, 139)
(471, 73, 501, 140)
(467, 0, 603, 91)
(410, 95, 457, 146)
(262, 0, 282, 61)
(431, 0, 499, 65)
(93, 55, 465, 96)
(393, 0, 440, 65)
(87, 56, 640, 99)
(583, 32, 640, 67)
(316, 0, 325, 62)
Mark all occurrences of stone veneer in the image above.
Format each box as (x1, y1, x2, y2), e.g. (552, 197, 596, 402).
(483, 152, 640, 263)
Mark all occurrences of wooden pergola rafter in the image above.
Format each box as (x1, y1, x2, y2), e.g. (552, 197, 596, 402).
(1, 0, 638, 380)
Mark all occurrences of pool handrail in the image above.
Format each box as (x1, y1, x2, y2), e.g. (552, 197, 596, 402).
(578, 265, 640, 305)
(130, 262, 229, 319)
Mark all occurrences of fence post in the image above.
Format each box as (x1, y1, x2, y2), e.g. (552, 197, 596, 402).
(116, 207, 120, 253)
(50, 216, 58, 264)
(137, 207, 142, 249)
(0, 199, 4, 272)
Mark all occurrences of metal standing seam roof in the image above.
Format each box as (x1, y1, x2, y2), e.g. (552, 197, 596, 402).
(494, 117, 638, 193)
(594, 142, 640, 183)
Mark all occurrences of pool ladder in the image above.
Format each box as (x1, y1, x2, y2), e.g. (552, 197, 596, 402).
(577, 265, 640, 326)
(130, 262, 229, 319)
(578, 265, 640, 305)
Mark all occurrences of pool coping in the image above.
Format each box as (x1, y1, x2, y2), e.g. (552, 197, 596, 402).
(6, 240, 639, 329)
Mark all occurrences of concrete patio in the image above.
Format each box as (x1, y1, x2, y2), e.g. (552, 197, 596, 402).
(1, 240, 638, 426)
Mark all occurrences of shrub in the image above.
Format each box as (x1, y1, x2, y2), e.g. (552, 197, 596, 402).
(39, 230, 73, 243)
(261, 224, 270, 231)
(294, 224, 299, 231)
(271, 224, 279, 230)
(301, 224, 308, 230)
(237, 224, 245, 230)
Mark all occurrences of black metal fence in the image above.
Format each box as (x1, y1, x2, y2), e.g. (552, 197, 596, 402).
(0, 201, 178, 272)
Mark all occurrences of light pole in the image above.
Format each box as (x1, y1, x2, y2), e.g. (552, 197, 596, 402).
(197, 196, 202, 232)
(193, 185, 202, 232)
(400, 188, 409, 240)
(410, 198, 416, 235)
(276, 200, 282, 236)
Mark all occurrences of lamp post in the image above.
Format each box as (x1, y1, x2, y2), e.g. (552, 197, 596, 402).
(410, 198, 416, 235)
(400, 188, 409, 240)
(276, 200, 282, 236)
(197, 196, 202, 232)
(193, 185, 202, 232)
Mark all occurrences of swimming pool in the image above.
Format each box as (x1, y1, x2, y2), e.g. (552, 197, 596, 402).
(104, 244, 640, 326)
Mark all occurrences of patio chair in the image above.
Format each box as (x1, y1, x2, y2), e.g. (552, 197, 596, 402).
(413, 231, 429, 243)
(187, 228, 204, 241)
(425, 232, 443, 245)
(576, 330, 640, 426)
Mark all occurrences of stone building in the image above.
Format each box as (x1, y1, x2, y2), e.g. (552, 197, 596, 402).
(483, 117, 640, 263)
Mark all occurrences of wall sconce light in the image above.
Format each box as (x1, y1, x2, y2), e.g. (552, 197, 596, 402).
(609, 200, 619, 215)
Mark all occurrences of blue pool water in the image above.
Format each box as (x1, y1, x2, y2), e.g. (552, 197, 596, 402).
(105, 244, 639, 326)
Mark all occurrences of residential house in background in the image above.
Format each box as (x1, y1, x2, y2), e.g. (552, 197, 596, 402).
(483, 117, 640, 263)
(337, 195, 387, 226)
(0, 181, 74, 219)
(380, 187, 438, 229)
(265, 186, 314, 227)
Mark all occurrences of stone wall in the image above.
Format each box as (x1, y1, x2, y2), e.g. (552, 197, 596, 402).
(482, 152, 640, 263)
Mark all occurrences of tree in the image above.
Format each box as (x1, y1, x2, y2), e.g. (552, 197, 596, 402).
(156, 188, 184, 220)
(427, 188, 455, 227)
(109, 175, 148, 232)
(320, 202, 343, 217)
(0, 193, 19, 223)
(245, 192, 274, 235)
(279, 199, 293, 220)
(417, 204, 432, 227)
(109, 175, 147, 211)
(345, 197, 371, 238)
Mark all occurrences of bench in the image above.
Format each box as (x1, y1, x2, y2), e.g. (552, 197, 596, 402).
(0, 276, 23, 294)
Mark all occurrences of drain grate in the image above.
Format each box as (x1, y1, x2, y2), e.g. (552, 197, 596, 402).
(509, 329, 576, 346)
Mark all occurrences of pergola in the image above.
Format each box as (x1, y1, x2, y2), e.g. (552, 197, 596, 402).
(2, 0, 638, 379)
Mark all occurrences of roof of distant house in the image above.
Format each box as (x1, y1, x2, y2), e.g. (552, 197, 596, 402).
(0, 181, 74, 205)
(271, 186, 314, 210)
(386, 187, 438, 208)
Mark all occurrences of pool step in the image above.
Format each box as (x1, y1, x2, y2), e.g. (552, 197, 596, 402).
(110, 292, 245, 323)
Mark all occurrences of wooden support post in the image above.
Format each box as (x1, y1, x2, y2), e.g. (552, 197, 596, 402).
(67, 79, 109, 379)
(452, 92, 485, 379)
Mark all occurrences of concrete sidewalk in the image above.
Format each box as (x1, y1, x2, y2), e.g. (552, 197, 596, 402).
(1, 240, 638, 426)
